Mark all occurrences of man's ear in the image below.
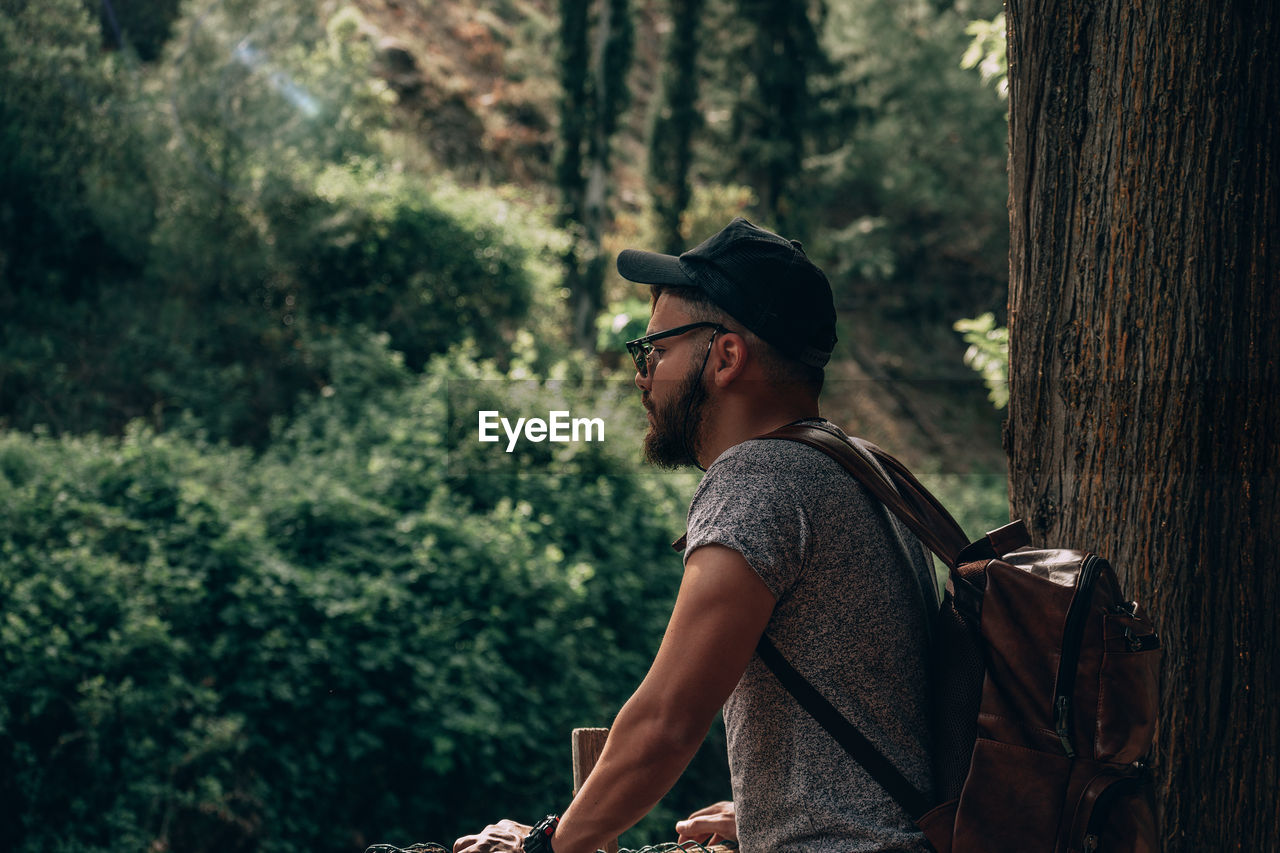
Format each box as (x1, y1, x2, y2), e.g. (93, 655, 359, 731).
(710, 332, 749, 387)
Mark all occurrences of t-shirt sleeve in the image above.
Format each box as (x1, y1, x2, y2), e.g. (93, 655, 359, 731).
(683, 441, 812, 599)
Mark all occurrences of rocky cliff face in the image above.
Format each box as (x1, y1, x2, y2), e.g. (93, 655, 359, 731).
(357, 0, 559, 182)
(357, 0, 661, 194)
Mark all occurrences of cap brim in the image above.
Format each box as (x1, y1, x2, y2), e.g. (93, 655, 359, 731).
(616, 249, 696, 286)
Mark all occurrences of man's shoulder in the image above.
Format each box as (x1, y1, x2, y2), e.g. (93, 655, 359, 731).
(698, 426, 896, 530)
(708, 424, 852, 482)
(695, 429, 880, 522)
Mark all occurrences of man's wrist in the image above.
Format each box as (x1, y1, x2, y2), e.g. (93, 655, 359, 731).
(522, 814, 560, 853)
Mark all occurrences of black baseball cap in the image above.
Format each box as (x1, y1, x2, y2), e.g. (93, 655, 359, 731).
(616, 218, 838, 367)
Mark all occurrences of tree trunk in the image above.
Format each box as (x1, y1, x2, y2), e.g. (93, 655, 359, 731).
(724, 0, 826, 234)
(580, 0, 617, 354)
(558, 0, 631, 354)
(557, 0, 591, 350)
(648, 0, 704, 255)
(1005, 1, 1279, 849)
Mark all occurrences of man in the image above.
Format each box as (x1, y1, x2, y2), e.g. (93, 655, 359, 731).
(454, 218, 938, 853)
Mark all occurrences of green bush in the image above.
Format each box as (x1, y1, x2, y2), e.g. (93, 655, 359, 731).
(272, 166, 536, 373)
(0, 351, 723, 853)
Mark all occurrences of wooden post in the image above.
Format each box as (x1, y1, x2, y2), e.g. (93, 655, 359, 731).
(571, 727, 617, 853)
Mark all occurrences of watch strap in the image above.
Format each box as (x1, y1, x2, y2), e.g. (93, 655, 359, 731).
(522, 814, 559, 853)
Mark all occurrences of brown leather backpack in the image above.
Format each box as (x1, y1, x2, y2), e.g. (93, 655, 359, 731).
(758, 424, 1161, 853)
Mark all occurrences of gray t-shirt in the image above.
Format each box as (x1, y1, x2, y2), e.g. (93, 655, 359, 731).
(683, 423, 937, 853)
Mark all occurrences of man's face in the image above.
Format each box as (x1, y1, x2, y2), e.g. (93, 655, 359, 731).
(636, 293, 716, 469)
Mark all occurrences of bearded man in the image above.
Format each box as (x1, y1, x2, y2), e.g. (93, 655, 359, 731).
(454, 218, 938, 853)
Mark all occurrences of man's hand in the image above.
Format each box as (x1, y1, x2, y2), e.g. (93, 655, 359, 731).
(453, 819, 531, 853)
(675, 801, 737, 846)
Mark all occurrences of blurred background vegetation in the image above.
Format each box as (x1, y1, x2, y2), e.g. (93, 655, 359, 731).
(0, 0, 1009, 849)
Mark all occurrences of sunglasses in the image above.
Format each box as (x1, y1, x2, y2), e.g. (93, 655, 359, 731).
(625, 322, 726, 378)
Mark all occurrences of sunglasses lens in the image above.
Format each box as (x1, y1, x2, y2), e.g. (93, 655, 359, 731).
(629, 344, 648, 377)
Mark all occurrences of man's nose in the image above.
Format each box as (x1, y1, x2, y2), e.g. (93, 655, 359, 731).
(634, 368, 649, 392)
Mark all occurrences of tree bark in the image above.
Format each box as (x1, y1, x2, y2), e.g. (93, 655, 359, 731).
(1005, 1, 1279, 849)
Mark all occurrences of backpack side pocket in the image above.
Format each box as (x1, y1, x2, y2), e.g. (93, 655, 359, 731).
(1095, 611, 1160, 764)
(1063, 768, 1158, 853)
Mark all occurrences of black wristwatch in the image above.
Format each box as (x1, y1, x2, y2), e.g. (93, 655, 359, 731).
(523, 814, 560, 853)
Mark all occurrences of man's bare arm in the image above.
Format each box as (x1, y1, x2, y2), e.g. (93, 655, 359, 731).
(546, 544, 773, 853)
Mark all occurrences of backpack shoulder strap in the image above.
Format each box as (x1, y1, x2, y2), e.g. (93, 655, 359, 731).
(754, 423, 967, 820)
(758, 423, 969, 567)
(757, 634, 933, 820)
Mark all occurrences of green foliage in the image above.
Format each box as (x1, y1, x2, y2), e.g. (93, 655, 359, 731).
(701, 0, 832, 234)
(961, 12, 1008, 99)
(94, 0, 184, 61)
(953, 312, 1008, 408)
(810, 0, 1009, 321)
(0, 0, 158, 431)
(678, 184, 759, 241)
(0, 352, 721, 852)
(646, 0, 1008, 334)
(162, 1, 391, 183)
(596, 297, 651, 360)
(0, 0, 148, 298)
(274, 164, 535, 371)
(952, 10, 1009, 403)
(917, 467, 1010, 596)
(922, 470, 1010, 543)
(0, 0, 548, 445)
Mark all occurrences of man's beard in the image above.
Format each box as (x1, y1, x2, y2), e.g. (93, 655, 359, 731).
(642, 364, 711, 469)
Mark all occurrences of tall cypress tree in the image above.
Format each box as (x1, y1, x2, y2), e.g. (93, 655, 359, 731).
(706, 0, 830, 233)
(557, 0, 633, 353)
(647, 0, 705, 255)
